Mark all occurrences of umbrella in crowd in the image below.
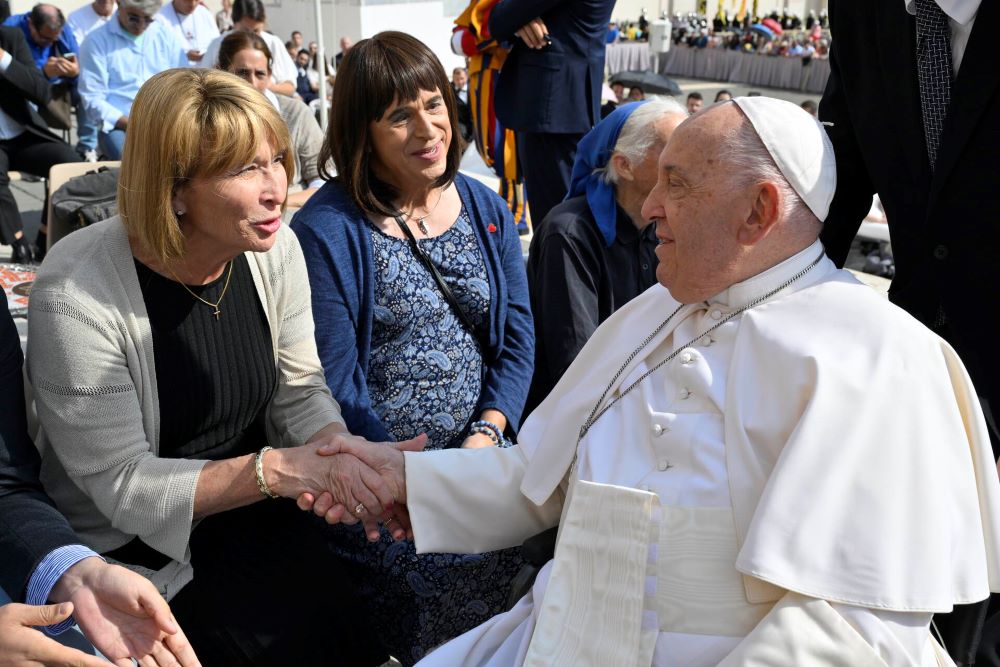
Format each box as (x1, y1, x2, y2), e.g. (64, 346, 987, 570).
(608, 70, 682, 96)
(761, 17, 783, 34)
(749, 23, 776, 40)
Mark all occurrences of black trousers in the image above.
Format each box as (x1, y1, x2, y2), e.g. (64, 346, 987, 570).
(0, 129, 80, 244)
(168, 501, 387, 667)
(516, 131, 583, 228)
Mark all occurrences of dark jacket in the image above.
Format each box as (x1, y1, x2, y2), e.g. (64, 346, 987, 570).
(0, 308, 79, 600)
(290, 173, 535, 440)
(819, 0, 1000, 457)
(0, 25, 57, 138)
(525, 195, 658, 415)
(488, 0, 615, 134)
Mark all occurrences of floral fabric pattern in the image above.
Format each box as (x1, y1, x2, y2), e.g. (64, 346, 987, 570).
(330, 208, 524, 666)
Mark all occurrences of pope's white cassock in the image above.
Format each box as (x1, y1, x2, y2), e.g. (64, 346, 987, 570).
(404, 240, 1000, 666)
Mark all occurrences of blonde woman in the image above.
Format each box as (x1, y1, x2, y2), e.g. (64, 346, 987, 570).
(27, 68, 409, 666)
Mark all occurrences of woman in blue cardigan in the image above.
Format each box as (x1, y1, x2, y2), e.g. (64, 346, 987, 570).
(290, 32, 534, 665)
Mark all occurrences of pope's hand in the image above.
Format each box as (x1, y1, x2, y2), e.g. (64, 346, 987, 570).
(296, 435, 424, 540)
(0, 602, 107, 667)
(51, 557, 200, 667)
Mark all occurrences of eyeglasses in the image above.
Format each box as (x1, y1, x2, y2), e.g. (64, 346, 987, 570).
(125, 12, 155, 26)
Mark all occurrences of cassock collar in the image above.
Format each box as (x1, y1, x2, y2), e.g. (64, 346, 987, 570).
(707, 239, 825, 309)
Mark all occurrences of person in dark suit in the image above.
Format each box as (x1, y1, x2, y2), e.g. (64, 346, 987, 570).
(819, 1, 999, 664)
(0, 306, 199, 666)
(0, 25, 79, 263)
(488, 0, 615, 227)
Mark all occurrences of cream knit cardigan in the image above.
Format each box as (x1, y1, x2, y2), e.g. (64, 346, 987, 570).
(27, 217, 343, 585)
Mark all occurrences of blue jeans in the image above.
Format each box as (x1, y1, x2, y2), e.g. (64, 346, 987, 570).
(98, 129, 126, 160)
(0, 584, 103, 656)
(70, 87, 98, 154)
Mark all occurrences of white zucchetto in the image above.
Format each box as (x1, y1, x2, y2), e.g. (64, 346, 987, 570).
(733, 96, 837, 222)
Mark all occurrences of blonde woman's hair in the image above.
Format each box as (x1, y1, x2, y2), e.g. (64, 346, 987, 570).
(118, 68, 293, 265)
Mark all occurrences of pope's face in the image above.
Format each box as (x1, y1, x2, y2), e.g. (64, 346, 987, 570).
(641, 107, 751, 303)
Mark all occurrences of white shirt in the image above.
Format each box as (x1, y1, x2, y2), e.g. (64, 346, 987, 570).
(199, 29, 297, 87)
(66, 2, 116, 45)
(155, 1, 219, 65)
(0, 51, 26, 140)
(903, 0, 980, 75)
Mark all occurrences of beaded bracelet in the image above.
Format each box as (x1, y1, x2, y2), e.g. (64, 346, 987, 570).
(255, 446, 279, 499)
(470, 420, 504, 445)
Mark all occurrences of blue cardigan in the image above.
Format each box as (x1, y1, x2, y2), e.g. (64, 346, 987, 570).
(291, 173, 535, 442)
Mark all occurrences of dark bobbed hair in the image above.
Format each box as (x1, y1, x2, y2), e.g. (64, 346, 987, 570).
(217, 30, 272, 72)
(231, 0, 264, 24)
(319, 30, 461, 217)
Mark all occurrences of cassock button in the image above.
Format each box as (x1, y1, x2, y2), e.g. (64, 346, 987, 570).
(933, 244, 949, 260)
(680, 351, 694, 365)
(699, 336, 713, 347)
(710, 309, 723, 320)
(679, 387, 692, 400)
(657, 459, 671, 471)
(652, 423, 664, 436)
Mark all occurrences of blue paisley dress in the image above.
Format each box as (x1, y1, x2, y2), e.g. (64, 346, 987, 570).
(331, 208, 525, 666)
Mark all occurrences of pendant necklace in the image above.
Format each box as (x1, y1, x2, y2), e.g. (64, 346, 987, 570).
(168, 261, 234, 321)
(402, 187, 444, 236)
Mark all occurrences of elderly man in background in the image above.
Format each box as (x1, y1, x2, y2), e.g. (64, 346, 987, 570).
(198, 0, 295, 97)
(155, 0, 219, 65)
(3, 4, 98, 165)
(314, 97, 1000, 665)
(79, 0, 185, 160)
(525, 98, 686, 417)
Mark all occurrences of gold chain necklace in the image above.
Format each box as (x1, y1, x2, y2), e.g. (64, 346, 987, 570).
(168, 261, 234, 320)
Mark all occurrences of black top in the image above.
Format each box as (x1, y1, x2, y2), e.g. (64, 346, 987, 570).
(525, 195, 658, 416)
(134, 254, 275, 461)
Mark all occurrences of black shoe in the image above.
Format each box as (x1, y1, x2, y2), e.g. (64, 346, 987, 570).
(9, 238, 36, 264)
(34, 230, 47, 263)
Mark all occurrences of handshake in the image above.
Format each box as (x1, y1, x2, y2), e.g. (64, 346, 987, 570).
(261, 431, 427, 543)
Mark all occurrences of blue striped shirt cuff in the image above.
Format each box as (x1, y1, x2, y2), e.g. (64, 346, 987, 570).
(26, 545, 103, 636)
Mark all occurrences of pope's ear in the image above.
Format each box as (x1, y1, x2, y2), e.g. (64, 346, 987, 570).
(738, 181, 781, 245)
(611, 153, 634, 181)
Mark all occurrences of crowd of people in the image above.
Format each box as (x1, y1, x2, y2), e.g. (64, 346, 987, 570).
(0, 0, 353, 265)
(1, 0, 1000, 666)
(669, 10, 830, 58)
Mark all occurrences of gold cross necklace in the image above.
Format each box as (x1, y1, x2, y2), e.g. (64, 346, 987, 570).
(168, 261, 234, 320)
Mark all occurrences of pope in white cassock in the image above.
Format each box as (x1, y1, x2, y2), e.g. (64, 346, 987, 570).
(317, 97, 1000, 666)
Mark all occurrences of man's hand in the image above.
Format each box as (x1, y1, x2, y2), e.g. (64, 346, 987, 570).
(185, 49, 203, 62)
(51, 558, 200, 667)
(0, 602, 107, 667)
(268, 434, 425, 540)
(113, 116, 128, 131)
(42, 57, 79, 79)
(515, 17, 549, 49)
(295, 436, 424, 540)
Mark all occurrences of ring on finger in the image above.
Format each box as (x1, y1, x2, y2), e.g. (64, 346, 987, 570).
(384, 516, 395, 526)
(354, 502, 366, 516)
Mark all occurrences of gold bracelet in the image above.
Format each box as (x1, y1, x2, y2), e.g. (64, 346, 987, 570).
(254, 446, 279, 499)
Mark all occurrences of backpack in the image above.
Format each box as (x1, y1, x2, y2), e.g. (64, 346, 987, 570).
(50, 166, 120, 233)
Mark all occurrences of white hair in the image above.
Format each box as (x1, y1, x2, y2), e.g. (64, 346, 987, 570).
(119, 0, 163, 16)
(724, 112, 819, 228)
(599, 98, 688, 185)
